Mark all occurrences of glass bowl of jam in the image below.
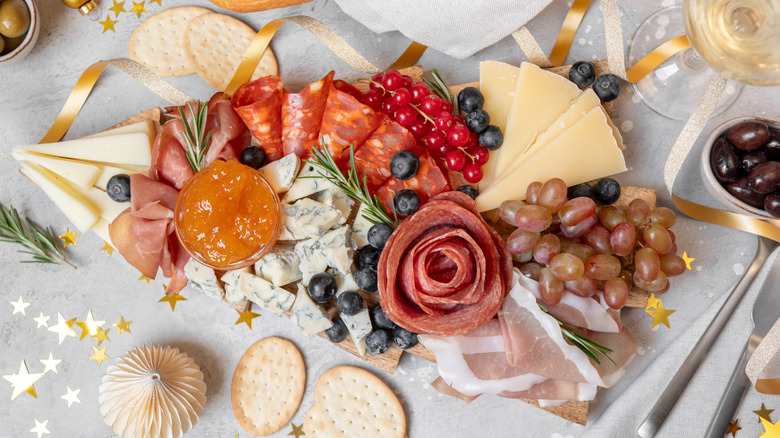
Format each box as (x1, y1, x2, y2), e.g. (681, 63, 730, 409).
(174, 160, 280, 270)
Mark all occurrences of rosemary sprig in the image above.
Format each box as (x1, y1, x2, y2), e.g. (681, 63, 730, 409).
(0, 204, 75, 269)
(422, 69, 457, 112)
(302, 139, 399, 227)
(540, 305, 615, 365)
(178, 101, 212, 173)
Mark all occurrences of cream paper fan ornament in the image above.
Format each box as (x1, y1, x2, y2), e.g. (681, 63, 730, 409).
(99, 345, 207, 438)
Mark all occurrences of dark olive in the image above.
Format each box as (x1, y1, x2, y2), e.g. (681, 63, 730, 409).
(726, 121, 770, 151)
(764, 129, 780, 158)
(764, 192, 780, 218)
(741, 150, 768, 173)
(710, 138, 740, 183)
(727, 177, 767, 208)
(748, 161, 780, 194)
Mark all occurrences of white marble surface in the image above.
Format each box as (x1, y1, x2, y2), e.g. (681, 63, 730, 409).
(1, 0, 779, 437)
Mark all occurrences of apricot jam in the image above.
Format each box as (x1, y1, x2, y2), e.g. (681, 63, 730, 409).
(175, 160, 279, 269)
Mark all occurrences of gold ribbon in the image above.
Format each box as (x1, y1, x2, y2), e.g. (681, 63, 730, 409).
(600, 0, 627, 81)
(756, 379, 780, 394)
(511, 27, 552, 67)
(626, 35, 691, 83)
(673, 195, 780, 242)
(548, 0, 591, 67)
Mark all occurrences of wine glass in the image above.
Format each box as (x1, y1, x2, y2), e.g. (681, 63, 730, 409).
(628, 1, 780, 121)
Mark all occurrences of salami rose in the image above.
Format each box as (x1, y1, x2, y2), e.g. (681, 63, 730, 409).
(231, 76, 285, 162)
(281, 71, 334, 158)
(378, 191, 513, 336)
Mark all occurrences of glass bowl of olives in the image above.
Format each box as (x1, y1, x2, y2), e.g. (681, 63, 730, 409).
(0, 0, 38, 63)
(701, 117, 780, 219)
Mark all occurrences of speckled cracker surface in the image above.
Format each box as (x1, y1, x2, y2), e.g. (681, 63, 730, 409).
(183, 13, 279, 91)
(128, 7, 212, 76)
(314, 366, 406, 438)
(303, 404, 335, 438)
(231, 337, 305, 436)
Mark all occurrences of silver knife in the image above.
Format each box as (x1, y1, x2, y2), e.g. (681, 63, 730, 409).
(704, 247, 780, 437)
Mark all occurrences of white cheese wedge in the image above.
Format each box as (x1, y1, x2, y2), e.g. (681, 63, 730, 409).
(480, 62, 582, 189)
(340, 307, 373, 356)
(18, 160, 99, 232)
(277, 198, 342, 241)
(330, 269, 359, 294)
(479, 61, 521, 189)
(476, 107, 627, 212)
(316, 186, 354, 227)
(321, 225, 355, 275)
(295, 238, 330, 286)
(17, 132, 152, 167)
(184, 259, 224, 300)
(90, 218, 115, 248)
(221, 267, 252, 304)
(259, 153, 300, 194)
(74, 185, 129, 223)
(94, 164, 149, 191)
(282, 163, 335, 203)
(351, 203, 373, 248)
(254, 245, 302, 286)
(13, 150, 101, 189)
(290, 284, 333, 335)
(238, 273, 296, 316)
(84, 120, 157, 146)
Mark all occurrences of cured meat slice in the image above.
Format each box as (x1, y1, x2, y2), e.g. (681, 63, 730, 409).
(354, 116, 419, 192)
(231, 76, 285, 162)
(583, 328, 637, 387)
(431, 378, 480, 403)
(375, 152, 451, 214)
(281, 71, 334, 158)
(378, 191, 512, 336)
(318, 84, 383, 164)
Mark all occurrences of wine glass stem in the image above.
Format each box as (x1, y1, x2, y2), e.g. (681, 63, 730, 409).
(677, 47, 706, 73)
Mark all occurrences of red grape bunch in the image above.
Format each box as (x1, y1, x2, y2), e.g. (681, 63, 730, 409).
(501, 178, 687, 310)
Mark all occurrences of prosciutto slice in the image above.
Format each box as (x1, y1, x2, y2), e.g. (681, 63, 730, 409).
(318, 83, 383, 164)
(281, 71, 334, 157)
(231, 76, 285, 161)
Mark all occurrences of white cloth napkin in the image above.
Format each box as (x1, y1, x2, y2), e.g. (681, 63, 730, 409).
(333, 0, 554, 59)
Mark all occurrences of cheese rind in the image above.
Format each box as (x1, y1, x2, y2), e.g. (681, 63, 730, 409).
(17, 132, 153, 167)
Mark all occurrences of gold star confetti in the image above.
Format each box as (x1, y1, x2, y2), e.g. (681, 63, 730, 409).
(288, 422, 304, 438)
(235, 306, 260, 329)
(130, 0, 147, 18)
(646, 301, 675, 329)
(30, 419, 50, 438)
(40, 353, 61, 374)
(61, 386, 81, 407)
(756, 403, 775, 423)
(113, 316, 132, 335)
(74, 310, 105, 338)
(149, 0, 161, 4)
(48, 313, 77, 344)
(108, 0, 126, 15)
(139, 274, 151, 284)
(100, 15, 118, 33)
(646, 293, 662, 310)
(33, 312, 50, 328)
(682, 251, 695, 270)
(727, 418, 741, 437)
(100, 241, 114, 256)
(3, 361, 44, 400)
(761, 417, 780, 438)
(59, 228, 78, 247)
(92, 327, 110, 346)
(10, 295, 30, 316)
(159, 292, 186, 311)
(89, 346, 110, 367)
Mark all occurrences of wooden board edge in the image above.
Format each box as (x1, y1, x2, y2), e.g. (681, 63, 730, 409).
(104, 107, 162, 132)
(523, 399, 589, 425)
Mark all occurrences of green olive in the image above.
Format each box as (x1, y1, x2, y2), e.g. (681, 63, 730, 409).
(2, 33, 24, 53)
(0, 35, 5, 54)
(0, 0, 30, 39)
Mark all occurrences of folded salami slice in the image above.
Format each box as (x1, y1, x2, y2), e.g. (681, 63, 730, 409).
(281, 71, 334, 158)
(319, 83, 383, 164)
(354, 116, 420, 192)
(231, 76, 285, 162)
(375, 152, 451, 214)
(378, 191, 512, 336)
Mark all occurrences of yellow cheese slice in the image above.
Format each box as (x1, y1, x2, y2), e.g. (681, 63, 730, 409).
(12, 150, 101, 189)
(481, 63, 582, 189)
(74, 185, 130, 222)
(476, 108, 627, 212)
(17, 132, 152, 167)
(94, 164, 150, 191)
(18, 160, 100, 233)
(479, 61, 521, 189)
(91, 218, 115, 249)
(84, 120, 157, 146)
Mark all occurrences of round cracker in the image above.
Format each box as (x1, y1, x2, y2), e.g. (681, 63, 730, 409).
(128, 7, 212, 77)
(314, 366, 406, 438)
(303, 404, 335, 438)
(183, 13, 278, 92)
(231, 337, 305, 436)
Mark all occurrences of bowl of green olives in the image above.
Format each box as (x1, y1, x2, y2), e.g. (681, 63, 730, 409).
(701, 117, 780, 219)
(0, 0, 38, 63)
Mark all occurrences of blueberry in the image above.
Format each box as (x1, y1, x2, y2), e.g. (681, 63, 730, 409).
(307, 272, 337, 303)
(357, 245, 381, 268)
(593, 74, 621, 102)
(479, 125, 503, 151)
(389, 150, 419, 180)
(465, 109, 490, 133)
(355, 265, 378, 292)
(368, 223, 393, 250)
(365, 329, 392, 355)
(325, 317, 348, 343)
(337, 291, 364, 316)
(567, 183, 594, 200)
(456, 184, 479, 200)
(239, 146, 266, 169)
(568, 61, 596, 88)
(107, 174, 131, 203)
(458, 87, 484, 113)
(392, 326, 419, 350)
(370, 304, 397, 330)
(394, 189, 420, 216)
(594, 178, 621, 205)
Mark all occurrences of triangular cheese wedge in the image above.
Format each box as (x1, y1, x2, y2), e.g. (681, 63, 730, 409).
(12, 150, 101, 189)
(16, 132, 152, 167)
(91, 218, 115, 249)
(84, 120, 157, 146)
(479, 61, 521, 189)
(94, 164, 149, 192)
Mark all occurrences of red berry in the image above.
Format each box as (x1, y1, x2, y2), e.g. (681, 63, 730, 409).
(463, 163, 484, 183)
(435, 111, 454, 131)
(452, 115, 465, 125)
(441, 100, 453, 114)
(401, 75, 414, 88)
(473, 146, 489, 165)
(409, 119, 430, 138)
(420, 96, 443, 116)
(392, 88, 412, 106)
(411, 82, 430, 104)
(383, 70, 403, 91)
(363, 89, 383, 111)
(370, 73, 384, 90)
(431, 142, 452, 158)
(447, 124, 470, 147)
(446, 149, 467, 171)
(395, 105, 417, 127)
(381, 99, 396, 115)
(426, 130, 446, 149)
(466, 131, 479, 148)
